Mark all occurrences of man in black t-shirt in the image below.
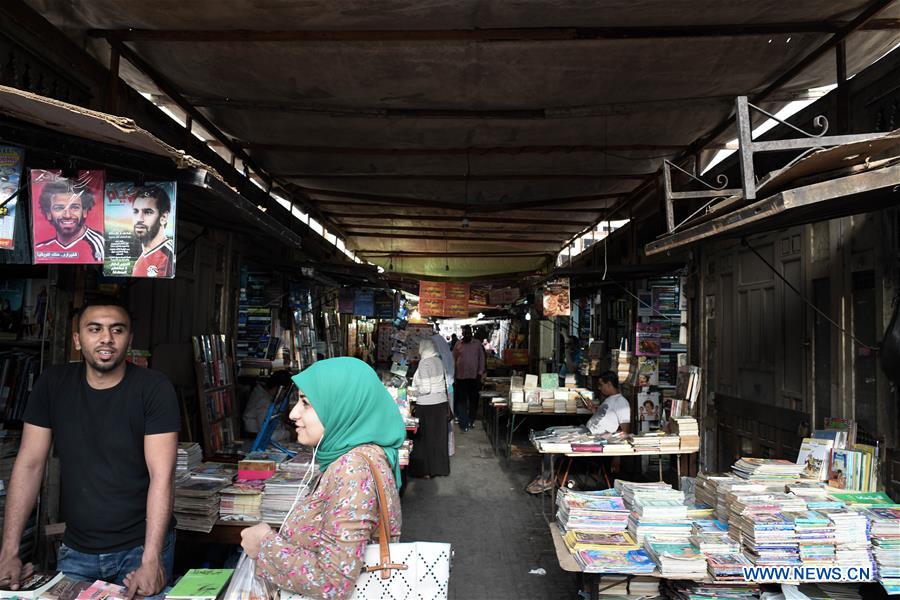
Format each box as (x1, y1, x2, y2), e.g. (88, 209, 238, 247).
(0, 301, 179, 598)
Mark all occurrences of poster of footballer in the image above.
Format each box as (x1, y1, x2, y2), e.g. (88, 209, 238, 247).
(31, 170, 105, 264)
(103, 182, 176, 278)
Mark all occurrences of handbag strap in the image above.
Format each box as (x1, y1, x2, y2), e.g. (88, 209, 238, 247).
(359, 451, 408, 579)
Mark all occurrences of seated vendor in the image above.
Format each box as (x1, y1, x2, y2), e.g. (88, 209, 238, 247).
(526, 370, 631, 494)
(243, 370, 294, 443)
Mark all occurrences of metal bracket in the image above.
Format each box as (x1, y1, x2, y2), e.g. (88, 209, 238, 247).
(735, 95, 885, 200)
(661, 95, 887, 233)
(662, 160, 741, 233)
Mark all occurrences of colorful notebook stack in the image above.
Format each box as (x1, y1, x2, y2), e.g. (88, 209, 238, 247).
(784, 511, 836, 565)
(643, 538, 708, 578)
(731, 511, 799, 566)
(865, 505, 900, 594)
(690, 531, 740, 554)
(556, 489, 630, 533)
(616, 480, 692, 543)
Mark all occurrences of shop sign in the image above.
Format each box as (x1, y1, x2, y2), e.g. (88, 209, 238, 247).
(418, 280, 446, 301)
(469, 285, 489, 306)
(445, 283, 469, 300)
(31, 169, 105, 264)
(444, 299, 469, 318)
(542, 277, 571, 317)
(103, 182, 177, 278)
(419, 298, 445, 317)
(337, 288, 355, 313)
(375, 292, 394, 319)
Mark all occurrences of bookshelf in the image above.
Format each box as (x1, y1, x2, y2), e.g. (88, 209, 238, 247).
(192, 334, 239, 459)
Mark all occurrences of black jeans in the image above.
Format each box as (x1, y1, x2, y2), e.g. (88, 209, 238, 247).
(454, 379, 480, 429)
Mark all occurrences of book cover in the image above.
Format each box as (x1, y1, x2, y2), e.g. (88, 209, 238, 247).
(38, 576, 91, 600)
(0, 146, 25, 251)
(796, 438, 833, 481)
(165, 569, 234, 599)
(74, 580, 127, 600)
(30, 170, 105, 265)
(0, 572, 64, 599)
(828, 449, 850, 489)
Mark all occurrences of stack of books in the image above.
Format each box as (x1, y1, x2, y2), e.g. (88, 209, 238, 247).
(556, 489, 631, 547)
(865, 505, 900, 593)
(690, 532, 740, 554)
(819, 506, 873, 571)
(176, 443, 203, 473)
(509, 390, 527, 412)
(704, 552, 753, 582)
(261, 471, 316, 524)
(694, 472, 736, 518)
(662, 580, 759, 600)
(219, 480, 265, 521)
(785, 511, 836, 565)
(643, 538, 707, 578)
(573, 548, 657, 574)
(618, 482, 692, 543)
(673, 417, 700, 451)
(399, 439, 413, 467)
(731, 511, 799, 566)
(732, 458, 805, 481)
(174, 478, 228, 533)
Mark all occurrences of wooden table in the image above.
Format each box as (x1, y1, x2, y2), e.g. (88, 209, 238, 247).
(505, 408, 592, 457)
(177, 520, 281, 545)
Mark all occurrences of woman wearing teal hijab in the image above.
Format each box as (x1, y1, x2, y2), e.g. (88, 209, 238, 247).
(241, 358, 407, 599)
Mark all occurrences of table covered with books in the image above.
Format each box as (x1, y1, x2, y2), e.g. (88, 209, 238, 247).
(545, 455, 899, 600)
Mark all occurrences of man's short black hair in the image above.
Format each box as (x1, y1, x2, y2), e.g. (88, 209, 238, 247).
(133, 185, 171, 215)
(38, 180, 95, 216)
(598, 370, 620, 390)
(75, 298, 133, 329)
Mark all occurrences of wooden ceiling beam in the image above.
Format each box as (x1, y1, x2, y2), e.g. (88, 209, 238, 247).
(87, 20, 900, 43)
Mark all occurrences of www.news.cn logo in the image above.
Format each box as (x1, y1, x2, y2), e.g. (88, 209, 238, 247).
(742, 566, 873, 582)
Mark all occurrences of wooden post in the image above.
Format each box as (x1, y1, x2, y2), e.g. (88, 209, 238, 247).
(105, 45, 120, 114)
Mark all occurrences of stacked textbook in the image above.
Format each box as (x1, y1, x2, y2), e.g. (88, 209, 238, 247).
(865, 505, 900, 594)
(732, 458, 805, 481)
(643, 538, 707, 578)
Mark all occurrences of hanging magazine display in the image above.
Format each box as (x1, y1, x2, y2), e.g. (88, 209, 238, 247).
(635, 322, 661, 356)
(103, 182, 176, 278)
(543, 277, 570, 317)
(31, 170, 105, 264)
(0, 146, 25, 250)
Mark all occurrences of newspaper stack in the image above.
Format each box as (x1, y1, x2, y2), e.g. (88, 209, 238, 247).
(219, 480, 264, 521)
(864, 506, 900, 593)
(261, 471, 317, 524)
(174, 478, 228, 533)
(732, 458, 805, 481)
(643, 537, 707, 578)
(176, 443, 203, 473)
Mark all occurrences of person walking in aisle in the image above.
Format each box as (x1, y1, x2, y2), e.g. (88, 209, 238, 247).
(240, 358, 405, 599)
(452, 324, 484, 432)
(408, 339, 451, 478)
(0, 300, 179, 598)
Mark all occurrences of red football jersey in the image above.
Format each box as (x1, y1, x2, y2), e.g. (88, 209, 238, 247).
(34, 228, 104, 263)
(133, 239, 174, 278)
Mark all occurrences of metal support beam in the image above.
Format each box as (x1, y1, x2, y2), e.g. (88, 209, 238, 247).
(357, 250, 553, 257)
(279, 172, 651, 181)
(836, 41, 850, 134)
(86, 20, 900, 43)
(337, 223, 581, 235)
(324, 212, 594, 226)
(241, 142, 685, 155)
(345, 231, 561, 243)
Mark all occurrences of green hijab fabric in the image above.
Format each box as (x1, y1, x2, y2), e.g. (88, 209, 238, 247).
(291, 357, 406, 488)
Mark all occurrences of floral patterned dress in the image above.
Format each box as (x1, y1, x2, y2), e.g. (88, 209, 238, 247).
(256, 444, 402, 599)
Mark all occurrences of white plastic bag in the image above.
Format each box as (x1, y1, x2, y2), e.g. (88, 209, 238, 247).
(447, 420, 455, 457)
(222, 552, 275, 600)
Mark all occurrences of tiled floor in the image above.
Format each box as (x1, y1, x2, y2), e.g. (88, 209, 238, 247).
(401, 421, 578, 600)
